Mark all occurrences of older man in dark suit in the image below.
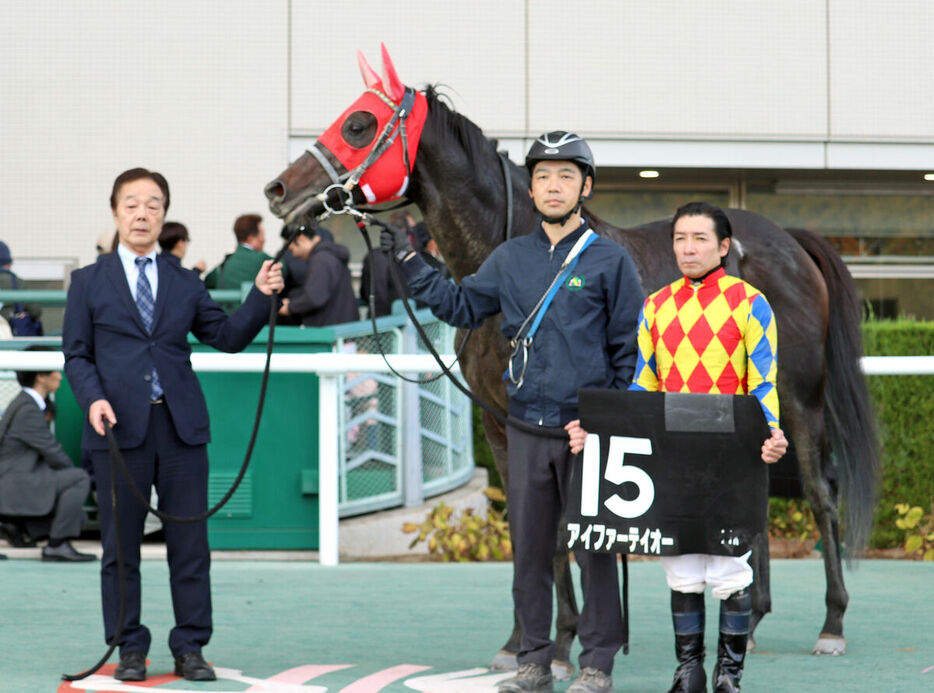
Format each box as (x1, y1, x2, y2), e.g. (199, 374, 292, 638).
(0, 346, 94, 561)
(63, 168, 283, 683)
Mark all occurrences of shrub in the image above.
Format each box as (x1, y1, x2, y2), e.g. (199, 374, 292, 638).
(403, 487, 512, 562)
(769, 499, 817, 541)
(893, 503, 934, 561)
(863, 320, 934, 548)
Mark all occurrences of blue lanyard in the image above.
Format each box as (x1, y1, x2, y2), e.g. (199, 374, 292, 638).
(506, 231, 597, 388)
(525, 232, 597, 341)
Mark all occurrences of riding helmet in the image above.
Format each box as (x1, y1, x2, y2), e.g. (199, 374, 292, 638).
(525, 131, 596, 186)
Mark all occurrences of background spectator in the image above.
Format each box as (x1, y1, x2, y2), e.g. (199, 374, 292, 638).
(96, 231, 118, 255)
(204, 213, 279, 289)
(278, 225, 358, 326)
(159, 221, 206, 275)
(0, 345, 95, 561)
(0, 241, 43, 336)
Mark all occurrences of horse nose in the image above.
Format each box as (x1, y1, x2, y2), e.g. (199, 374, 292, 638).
(264, 179, 286, 202)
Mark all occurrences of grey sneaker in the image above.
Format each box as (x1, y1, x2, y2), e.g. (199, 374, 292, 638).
(567, 667, 613, 693)
(498, 662, 554, 693)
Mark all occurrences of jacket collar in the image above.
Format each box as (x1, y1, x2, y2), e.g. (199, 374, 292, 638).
(533, 218, 590, 249)
(680, 265, 727, 289)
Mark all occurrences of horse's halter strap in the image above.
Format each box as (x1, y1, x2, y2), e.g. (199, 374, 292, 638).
(310, 87, 424, 221)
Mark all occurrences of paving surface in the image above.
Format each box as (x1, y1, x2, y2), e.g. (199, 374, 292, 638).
(0, 553, 931, 692)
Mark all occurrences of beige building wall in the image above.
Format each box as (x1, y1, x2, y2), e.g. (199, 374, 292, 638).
(0, 1, 288, 272)
(0, 1, 931, 272)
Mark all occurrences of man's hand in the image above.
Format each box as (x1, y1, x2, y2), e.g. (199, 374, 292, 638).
(89, 399, 117, 437)
(278, 297, 291, 316)
(379, 223, 415, 263)
(255, 260, 284, 295)
(762, 427, 788, 464)
(565, 419, 588, 455)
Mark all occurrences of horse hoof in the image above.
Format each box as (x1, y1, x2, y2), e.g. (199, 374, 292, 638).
(489, 651, 518, 671)
(813, 635, 846, 656)
(746, 635, 756, 653)
(551, 660, 574, 681)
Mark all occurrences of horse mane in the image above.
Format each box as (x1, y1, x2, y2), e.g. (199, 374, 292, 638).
(423, 85, 500, 164)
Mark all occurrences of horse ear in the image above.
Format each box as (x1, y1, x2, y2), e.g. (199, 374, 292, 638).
(357, 50, 382, 90)
(380, 42, 405, 102)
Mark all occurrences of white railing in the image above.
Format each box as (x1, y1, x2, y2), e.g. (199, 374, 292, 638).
(0, 350, 459, 567)
(0, 350, 931, 566)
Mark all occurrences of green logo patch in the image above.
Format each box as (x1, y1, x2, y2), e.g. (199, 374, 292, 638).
(566, 275, 585, 291)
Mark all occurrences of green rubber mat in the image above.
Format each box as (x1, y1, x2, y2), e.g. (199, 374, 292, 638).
(0, 559, 931, 692)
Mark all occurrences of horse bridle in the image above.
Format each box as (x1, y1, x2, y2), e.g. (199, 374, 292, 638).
(290, 86, 516, 245)
(287, 87, 418, 225)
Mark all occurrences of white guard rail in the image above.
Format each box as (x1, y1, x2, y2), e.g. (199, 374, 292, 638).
(0, 350, 932, 566)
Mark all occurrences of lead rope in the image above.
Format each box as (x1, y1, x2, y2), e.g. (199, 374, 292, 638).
(62, 228, 301, 682)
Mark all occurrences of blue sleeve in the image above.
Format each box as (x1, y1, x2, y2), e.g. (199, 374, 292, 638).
(604, 249, 643, 388)
(401, 251, 502, 329)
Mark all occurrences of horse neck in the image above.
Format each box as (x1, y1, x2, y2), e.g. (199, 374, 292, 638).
(407, 107, 536, 281)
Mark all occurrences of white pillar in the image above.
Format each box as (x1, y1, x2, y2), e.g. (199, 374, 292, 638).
(318, 374, 340, 566)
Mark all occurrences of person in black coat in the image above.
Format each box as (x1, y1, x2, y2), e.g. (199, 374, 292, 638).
(278, 225, 359, 326)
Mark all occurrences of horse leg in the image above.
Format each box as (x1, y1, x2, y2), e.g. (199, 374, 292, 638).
(551, 546, 579, 680)
(791, 406, 849, 655)
(747, 526, 771, 652)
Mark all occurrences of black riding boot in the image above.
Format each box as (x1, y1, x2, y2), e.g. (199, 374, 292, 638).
(668, 591, 706, 693)
(712, 588, 751, 693)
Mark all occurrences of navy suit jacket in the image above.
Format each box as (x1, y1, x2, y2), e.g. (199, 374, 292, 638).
(63, 251, 272, 451)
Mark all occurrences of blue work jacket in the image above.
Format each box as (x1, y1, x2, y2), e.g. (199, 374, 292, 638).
(401, 220, 643, 427)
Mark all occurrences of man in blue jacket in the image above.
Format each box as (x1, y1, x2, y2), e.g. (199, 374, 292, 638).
(63, 168, 283, 683)
(382, 133, 644, 693)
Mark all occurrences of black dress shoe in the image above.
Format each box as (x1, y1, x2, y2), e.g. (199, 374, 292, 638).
(174, 651, 216, 681)
(1, 522, 36, 548)
(41, 541, 97, 562)
(0, 553, 7, 560)
(114, 651, 147, 681)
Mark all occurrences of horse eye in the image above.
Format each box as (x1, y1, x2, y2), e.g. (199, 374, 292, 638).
(341, 111, 378, 147)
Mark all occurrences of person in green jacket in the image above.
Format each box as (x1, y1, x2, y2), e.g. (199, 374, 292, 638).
(204, 214, 274, 290)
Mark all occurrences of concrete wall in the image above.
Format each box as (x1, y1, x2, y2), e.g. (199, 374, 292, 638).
(1, 1, 930, 270)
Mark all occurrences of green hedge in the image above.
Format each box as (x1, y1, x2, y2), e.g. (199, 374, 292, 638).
(863, 320, 934, 548)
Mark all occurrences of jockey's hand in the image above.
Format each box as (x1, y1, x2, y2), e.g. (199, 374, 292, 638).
(565, 419, 588, 455)
(379, 223, 415, 263)
(762, 427, 788, 464)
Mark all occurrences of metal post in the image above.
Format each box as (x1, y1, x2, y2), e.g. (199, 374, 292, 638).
(318, 374, 340, 566)
(402, 315, 424, 507)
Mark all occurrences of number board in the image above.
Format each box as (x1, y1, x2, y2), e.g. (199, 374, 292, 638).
(566, 389, 771, 557)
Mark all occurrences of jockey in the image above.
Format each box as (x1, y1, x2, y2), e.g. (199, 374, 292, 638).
(382, 132, 644, 693)
(569, 201, 788, 693)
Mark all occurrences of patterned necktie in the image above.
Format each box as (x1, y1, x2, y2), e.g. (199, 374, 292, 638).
(134, 256, 163, 401)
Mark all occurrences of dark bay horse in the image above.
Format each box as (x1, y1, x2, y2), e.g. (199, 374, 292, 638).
(265, 46, 879, 664)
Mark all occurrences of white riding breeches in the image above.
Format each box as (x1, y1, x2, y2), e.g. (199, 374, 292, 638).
(660, 551, 753, 600)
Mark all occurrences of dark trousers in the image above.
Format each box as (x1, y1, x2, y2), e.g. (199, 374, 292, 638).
(507, 424, 624, 673)
(49, 466, 91, 540)
(7, 467, 89, 541)
(92, 402, 212, 657)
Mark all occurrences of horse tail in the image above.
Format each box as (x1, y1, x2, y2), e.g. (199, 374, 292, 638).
(786, 228, 880, 556)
